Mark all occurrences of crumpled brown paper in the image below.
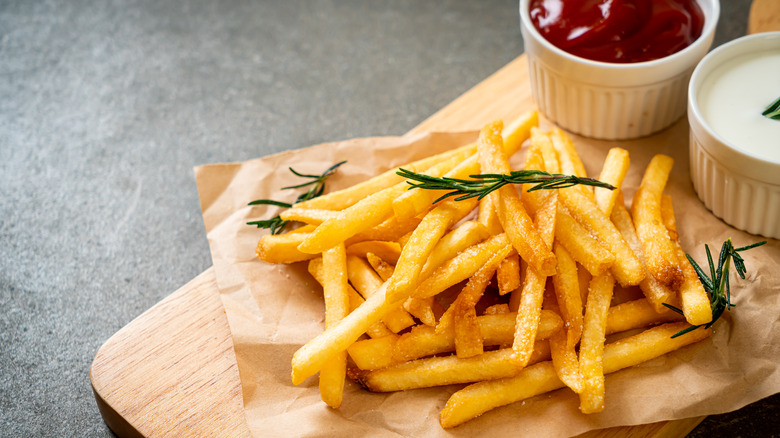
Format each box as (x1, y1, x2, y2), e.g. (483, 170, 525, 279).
(195, 120, 780, 438)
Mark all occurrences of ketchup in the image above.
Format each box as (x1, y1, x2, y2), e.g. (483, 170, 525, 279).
(529, 0, 705, 63)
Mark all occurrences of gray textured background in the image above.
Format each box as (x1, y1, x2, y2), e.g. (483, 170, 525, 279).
(1, 0, 777, 436)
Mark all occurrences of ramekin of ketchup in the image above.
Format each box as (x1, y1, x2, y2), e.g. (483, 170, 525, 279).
(519, 0, 719, 140)
(529, 0, 705, 64)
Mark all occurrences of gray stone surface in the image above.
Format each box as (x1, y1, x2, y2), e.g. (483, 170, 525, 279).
(1, 0, 775, 436)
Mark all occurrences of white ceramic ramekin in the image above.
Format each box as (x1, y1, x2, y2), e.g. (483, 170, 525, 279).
(519, 0, 719, 140)
(688, 32, 780, 239)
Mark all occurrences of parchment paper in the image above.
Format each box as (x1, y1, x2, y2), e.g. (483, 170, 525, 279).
(195, 120, 780, 438)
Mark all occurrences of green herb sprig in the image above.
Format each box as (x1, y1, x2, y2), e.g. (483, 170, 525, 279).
(247, 160, 346, 234)
(762, 96, 780, 120)
(663, 239, 766, 338)
(397, 168, 616, 204)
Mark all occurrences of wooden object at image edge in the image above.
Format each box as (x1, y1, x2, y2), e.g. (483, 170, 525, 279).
(90, 54, 712, 438)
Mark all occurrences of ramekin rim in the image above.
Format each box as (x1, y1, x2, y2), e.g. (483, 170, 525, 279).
(518, 0, 720, 71)
(687, 32, 780, 170)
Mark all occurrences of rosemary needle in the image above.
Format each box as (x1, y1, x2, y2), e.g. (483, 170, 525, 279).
(397, 168, 616, 204)
(663, 239, 766, 338)
(247, 160, 346, 234)
(762, 96, 780, 120)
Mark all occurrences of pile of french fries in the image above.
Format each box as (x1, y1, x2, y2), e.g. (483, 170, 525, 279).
(254, 112, 713, 428)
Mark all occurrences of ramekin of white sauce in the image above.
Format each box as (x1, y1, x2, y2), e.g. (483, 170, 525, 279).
(688, 32, 780, 239)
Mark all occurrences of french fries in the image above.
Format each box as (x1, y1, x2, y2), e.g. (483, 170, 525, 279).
(255, 117, 714, 429)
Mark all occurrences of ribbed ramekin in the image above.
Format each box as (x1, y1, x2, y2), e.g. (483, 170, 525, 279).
(688, 32, 780, 239)
(519, 0, 719, 140)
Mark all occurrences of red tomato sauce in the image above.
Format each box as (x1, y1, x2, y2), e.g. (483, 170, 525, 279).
(529, 0, 705, 63)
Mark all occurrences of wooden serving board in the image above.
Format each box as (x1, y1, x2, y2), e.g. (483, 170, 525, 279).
(91, 55, 708, 437)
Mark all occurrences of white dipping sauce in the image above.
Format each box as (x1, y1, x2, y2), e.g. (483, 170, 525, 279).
(698, 51, 780, 163)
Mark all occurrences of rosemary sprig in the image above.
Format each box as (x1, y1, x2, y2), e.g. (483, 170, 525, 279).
(247, 160, 346, 234)
(397, 168, 616, 204)
(663, 239, 766, 338)
(762, 96, 780, 120)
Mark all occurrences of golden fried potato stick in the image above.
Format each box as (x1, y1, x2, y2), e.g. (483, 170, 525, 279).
(610, 192, 677, 313)
(555, 208, 615, 276)
(295, 140, 479, 211)
(631, 154, 683, 289)
(280, 208, 340, 226)
(578, 272, 614, 414)
(660, 196, 712, 326)
(352, 215, 422, 243)
(594, 147, 630, 217)
(496, 254, 521, 296)
(477, 195, 503, 235)
(606, 298, 683, 335)
(346, 255, 415, 333)
(511, 188, 557, 365)
(366, 252, 395, 280)
(318, 244, 350, 408)
(484, 303, 510, 315)
(544, 288, 583, 394)
(299, 151, 472, 254)
(560, 187, 644, 286)
(257, 228, 319, 264)
(552, 242, 583, 349)
(349, 345, 552, 393)
(549, 127, 593, 200)
(440, 322, 711, 428)
(308, 257, 393, 339)
(347, 241, 402, 265)
(386, 198, 478, 302)
(392, 111, 538, 221)
(478, 120, 557, 277)
(346, 333, 399, 371)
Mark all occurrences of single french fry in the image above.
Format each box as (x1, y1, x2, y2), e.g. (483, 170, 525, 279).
(318, 244, 350, 408)
(346, 334, 399, 370)
(497, 253, 521, 296)
(632, 154, 683, 289)
(544, 289, 582, 394)
(511, 188, 557, 366)
(560, 187, 644, 286)
(555, 208, 614, 276)
(386, 198, 478, 302)
(351, 215, 422, 243)
(295, 140, 479, 211)
(366, 252, 395, 281)
(346, 256, 415, 333)
(280, 208, 340, 226)
(347, 241, 402, 265)
(478, 120, 557, 277)
(660, 198, 712, 326)
(350, 345, 551, 393)
(477, 195, 503, 235)
(392, 111, 538, 221)
(610, 193, 677, 313)
(606, 298, 683, 335)
(308, 257, 393, 339)
(552, 242, 583, 349)
(256, 228, 319, 264)
(578, 272, 614, 414)
(595, 147, 630, 217)
(484, 303, 510, 315)
(549, 127, 593, 200)
(439, 322, 711, 428)
(412, 233, 512, 300)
